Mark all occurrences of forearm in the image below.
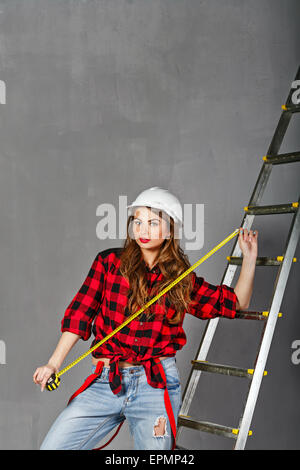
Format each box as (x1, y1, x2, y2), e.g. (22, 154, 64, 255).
(234, 256, 257, 310)
(48, 331, 81, 371)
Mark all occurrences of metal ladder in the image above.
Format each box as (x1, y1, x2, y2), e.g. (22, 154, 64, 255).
(176, 65, 300, 450)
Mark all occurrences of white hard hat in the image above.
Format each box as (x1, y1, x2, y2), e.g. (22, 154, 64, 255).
(127, 186, 183, 227)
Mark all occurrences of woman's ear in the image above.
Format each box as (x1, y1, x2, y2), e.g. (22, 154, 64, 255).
(164, 230, 171, 240)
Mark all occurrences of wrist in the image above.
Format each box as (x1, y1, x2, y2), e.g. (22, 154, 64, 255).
(48, 358, 60, 372)
(242, 254, 257, 264)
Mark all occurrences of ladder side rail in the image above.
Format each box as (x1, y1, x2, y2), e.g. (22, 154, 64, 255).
(267, 66, 300, 157)
(176, 66, 300, 448)
(235, 199, 300, 449)
(246, 66, 300, 210)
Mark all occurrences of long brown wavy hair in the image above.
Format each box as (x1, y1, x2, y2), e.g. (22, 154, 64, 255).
(119, 206, 197, 325)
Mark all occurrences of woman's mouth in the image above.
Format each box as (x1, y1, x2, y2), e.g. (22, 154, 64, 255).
(140, 238, 150, 243)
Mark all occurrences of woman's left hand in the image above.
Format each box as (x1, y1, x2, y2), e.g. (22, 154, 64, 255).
(238, 227, 258, 260)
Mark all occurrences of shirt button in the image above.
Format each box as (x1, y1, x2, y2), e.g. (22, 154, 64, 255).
(139, 322, 143, 326)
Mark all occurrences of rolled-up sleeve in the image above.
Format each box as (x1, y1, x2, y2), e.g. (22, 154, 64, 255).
(61, 252, 106, 340)
(188, 272, 237, 320)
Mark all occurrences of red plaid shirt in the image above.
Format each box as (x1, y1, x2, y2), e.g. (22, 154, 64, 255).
(61, 247, 237, 395)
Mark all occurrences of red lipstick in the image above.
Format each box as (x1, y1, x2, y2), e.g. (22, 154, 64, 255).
(140, 238, 150, 243)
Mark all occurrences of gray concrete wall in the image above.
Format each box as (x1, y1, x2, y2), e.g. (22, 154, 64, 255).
(0, 0, 299, 450)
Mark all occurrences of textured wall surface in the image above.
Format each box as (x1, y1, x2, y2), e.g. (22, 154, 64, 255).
(0, 0, 299, 450)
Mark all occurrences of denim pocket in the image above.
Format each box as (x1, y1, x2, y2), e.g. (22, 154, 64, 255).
(164, 364, 181, 390)
(92, 366, 110, 384)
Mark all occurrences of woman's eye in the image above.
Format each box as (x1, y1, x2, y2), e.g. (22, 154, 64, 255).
(134, 220, 159, 226)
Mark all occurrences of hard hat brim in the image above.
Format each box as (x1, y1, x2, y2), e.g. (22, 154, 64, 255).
(127, 204, 182, 226)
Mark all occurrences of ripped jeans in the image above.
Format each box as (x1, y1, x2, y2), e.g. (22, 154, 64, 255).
(40, 356, 182, 450)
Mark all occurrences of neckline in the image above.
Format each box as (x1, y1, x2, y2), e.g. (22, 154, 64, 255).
(143, 260, 160, 274)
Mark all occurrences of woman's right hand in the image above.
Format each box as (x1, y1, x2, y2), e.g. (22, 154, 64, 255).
(33, 363, 58, 392)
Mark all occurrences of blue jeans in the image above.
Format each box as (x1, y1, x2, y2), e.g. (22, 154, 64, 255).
(40, 357, 182, 450)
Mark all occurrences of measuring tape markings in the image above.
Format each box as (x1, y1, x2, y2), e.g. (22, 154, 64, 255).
(46, 228, 240, 391)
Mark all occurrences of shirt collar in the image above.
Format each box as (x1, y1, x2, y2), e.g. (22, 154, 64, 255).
(143, 260, 160, 274)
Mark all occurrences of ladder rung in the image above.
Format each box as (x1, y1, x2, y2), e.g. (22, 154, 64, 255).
(192, 360, 267, 378)
(178, 415, 252, 439)
(235, 310, 282, 320)
(263, 151, 300, 165)
(281, 104, 300, 113)
(227, 256, 297, 266)
(244, 202, 298, 215)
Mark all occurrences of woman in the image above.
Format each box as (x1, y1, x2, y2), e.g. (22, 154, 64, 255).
(33, 187, 258, 450)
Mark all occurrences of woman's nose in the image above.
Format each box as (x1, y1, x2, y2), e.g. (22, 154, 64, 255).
(140, 226, 150, 237)
(141, 231, 150, 238)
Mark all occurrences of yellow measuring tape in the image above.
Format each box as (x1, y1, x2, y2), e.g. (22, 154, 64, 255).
(46, 228, 240, 391)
